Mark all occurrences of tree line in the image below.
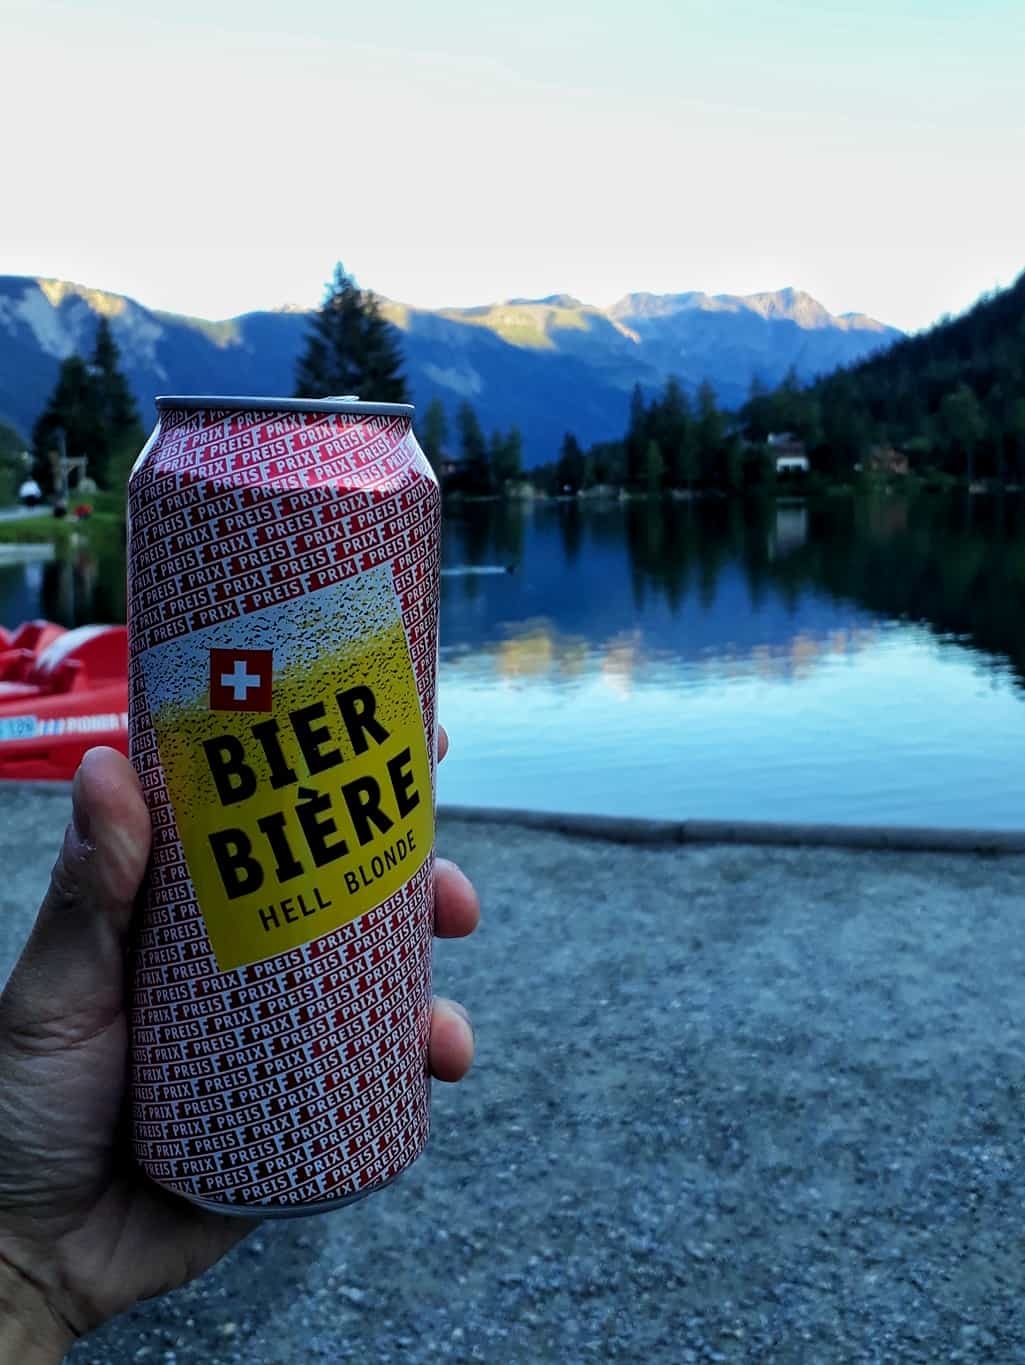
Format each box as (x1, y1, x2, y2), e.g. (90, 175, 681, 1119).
(787, 267, 1025, 482)
(22, 261, 523, 500)
(25, 265, 409, 497)
(530, 378, 759, 497)
(527, 266, 1025, 496)
(17, 261, 1025, 500)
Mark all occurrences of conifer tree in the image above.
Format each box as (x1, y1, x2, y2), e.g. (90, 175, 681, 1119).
(420, 396, 448, 475)
(92, 319, 140, 436)
(457, 402, 491, 494)
(90, 318, 144, 486)
(557, 432, 586, 492)
(295, 263, 408, 402)
(939, 383, 985, 481)
(644, 439, 665, 495)
(491, 427, 523, 486)
(695, 381, 725, 486)
(625, 383, 648, 487)
(678, 428, 699, 492)
(31, 356, 105, 493)
(32, 320, 145, 491)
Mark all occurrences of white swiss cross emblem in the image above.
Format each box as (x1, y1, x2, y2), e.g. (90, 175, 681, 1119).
(208, 648, 273, 712)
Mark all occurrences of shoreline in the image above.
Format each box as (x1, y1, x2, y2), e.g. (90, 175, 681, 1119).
(4, 783, 1025, 854)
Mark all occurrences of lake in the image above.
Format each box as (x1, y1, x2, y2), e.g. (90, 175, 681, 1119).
(4, 492, 1025, 829)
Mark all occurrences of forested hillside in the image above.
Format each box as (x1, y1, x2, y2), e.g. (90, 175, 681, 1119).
(746, 270, 1025, 480)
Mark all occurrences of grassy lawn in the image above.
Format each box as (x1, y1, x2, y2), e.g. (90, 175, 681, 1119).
(0, 492, 124, 546)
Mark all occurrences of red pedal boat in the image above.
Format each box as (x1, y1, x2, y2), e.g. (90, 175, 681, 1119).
(0, 621, 129, 780)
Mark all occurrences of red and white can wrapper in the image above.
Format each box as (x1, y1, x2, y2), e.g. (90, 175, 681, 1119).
(127, 396, 440, 1215)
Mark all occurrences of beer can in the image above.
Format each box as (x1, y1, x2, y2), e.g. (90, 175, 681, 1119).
(126, 395, 440, 1216)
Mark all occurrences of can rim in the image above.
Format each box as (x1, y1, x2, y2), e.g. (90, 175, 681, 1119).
(155, 395, 414, 417)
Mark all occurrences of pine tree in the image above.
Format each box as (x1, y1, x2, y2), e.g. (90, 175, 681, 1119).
(653, 377, 688, 458)
(743, 375, 773, 442)
(31, 320, 145, 492)
(644, 439, 665, 495)
(677, 425, 699, 493)
(31, 356, 106, 493)
(939, 383, 985, 481)
(556, 432, 585, 492)
(695, 380, 725, 486)
(457, 402, 491, 494)
(504, 428, 524, 483)
(819, 374, 868, 475)
(589, 441, 621, 487)
(653, 379, 695, 488)
(491, 427, 523, 487)
(488, 431, 505, 487)
(419, 396, 448, 475)
(90, 318, 143, 486)
(725, 436, 745, 493)
(295, 263, 408, 402)
(92, 319, 139, 434)
(625, 383, 648, 487)
(360, 290, 410, 402)
(774, 366, 805, 434)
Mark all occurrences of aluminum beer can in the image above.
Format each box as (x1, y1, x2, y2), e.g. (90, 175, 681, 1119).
(127, 395, 440, 1216)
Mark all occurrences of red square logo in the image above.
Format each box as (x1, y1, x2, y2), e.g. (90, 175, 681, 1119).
(209, 648, 273, 712)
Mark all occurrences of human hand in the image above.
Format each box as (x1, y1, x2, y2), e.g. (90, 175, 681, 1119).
(0, 739, 478, 1362)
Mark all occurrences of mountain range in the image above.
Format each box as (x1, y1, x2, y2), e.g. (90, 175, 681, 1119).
(0, 276, 901, 465)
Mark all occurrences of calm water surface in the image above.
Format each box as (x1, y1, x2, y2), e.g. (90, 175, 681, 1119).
(3, 494, 1025, 828)
(436, 495, 1025, 828)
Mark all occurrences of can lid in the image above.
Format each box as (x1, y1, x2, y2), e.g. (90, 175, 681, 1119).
(155, 395, 414, 417)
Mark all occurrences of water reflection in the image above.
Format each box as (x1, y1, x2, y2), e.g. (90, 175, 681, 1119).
(0, 527, 126, 632)
(434, 494, 1025, 824)
(458, 614, 884, 694)
(8, 495, 1023, 692)
(440, 494, 1025, 691)
(3, 494, 1025, 824)
(5, 495, 1023, 694)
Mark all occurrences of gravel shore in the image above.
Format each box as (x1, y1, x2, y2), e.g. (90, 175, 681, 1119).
(3, 786, 1025, 1363)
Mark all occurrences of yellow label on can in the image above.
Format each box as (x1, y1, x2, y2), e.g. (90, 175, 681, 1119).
(141, 569, 433, 971)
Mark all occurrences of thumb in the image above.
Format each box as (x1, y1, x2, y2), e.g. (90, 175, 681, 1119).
(0, 747, 151, 1049)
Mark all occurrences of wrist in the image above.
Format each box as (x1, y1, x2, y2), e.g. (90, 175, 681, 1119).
(0, 1256, 73, 1365)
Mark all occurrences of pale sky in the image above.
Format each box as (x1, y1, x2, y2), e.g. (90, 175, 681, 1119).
(2, 0, 1023, 332)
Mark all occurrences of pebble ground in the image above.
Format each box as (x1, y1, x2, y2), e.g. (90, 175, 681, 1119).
(2, 787, 1025, 1363)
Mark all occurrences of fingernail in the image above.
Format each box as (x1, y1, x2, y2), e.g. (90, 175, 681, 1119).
(449, 1001, 474, 1035)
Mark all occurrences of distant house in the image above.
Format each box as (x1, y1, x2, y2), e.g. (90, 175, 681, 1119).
(776, 455, 810, 475)
(766, 432, 809, 476)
